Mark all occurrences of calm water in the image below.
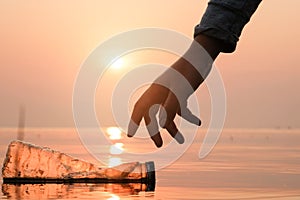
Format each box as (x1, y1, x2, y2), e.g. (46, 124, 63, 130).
(0, 128, 300, 199)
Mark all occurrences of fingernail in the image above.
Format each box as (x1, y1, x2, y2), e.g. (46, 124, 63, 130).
(156, 142, 163, 148)
(127, 120, 139, 137)
(151, 135, 163, 148)
(127, 133, 133, 138)
(198, 120, 202, 126)
(175, 133, 185, 144)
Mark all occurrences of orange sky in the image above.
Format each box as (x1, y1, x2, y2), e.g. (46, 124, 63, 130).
(0, 0, 299, 128)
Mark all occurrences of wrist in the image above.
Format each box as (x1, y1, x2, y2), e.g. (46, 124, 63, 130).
(194, 34, 223, 60)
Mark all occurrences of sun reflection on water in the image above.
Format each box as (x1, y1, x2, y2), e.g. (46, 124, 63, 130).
(108, 157, 122, 167)
(107, 194, 120, 200)
(106, 127, 125, 167)
(106, 127, 122, 140)
(110, 143, 124, 155)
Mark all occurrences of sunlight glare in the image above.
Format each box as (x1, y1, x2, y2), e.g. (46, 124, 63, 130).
(111, 58, 124, 70)
(109, 143, 124, 155)
(108, 157, 122, 167)
(107, 194, 120, 200)
(106, 127, 122, 140)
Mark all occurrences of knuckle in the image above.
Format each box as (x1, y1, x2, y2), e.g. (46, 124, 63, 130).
(159, 119, 171, 129)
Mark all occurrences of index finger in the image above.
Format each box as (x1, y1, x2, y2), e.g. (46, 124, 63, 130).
(127, 101, 145, 137)
(144, 105, 163, 148)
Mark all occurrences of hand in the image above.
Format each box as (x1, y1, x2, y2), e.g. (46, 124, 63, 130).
(127, 57, 202, 147)
(127, 35, 222, 147)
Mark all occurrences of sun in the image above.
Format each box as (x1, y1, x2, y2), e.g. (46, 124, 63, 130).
(111, 57, 124, 70)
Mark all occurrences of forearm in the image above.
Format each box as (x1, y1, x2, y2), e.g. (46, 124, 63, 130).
(171, 34, 223, 92)
(158, 0, 263, 99)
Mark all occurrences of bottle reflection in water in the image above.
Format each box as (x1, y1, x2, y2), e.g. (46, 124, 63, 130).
(1, 183, 150, 199)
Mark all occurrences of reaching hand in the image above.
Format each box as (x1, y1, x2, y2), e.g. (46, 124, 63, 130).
(127, 35, 222, 147)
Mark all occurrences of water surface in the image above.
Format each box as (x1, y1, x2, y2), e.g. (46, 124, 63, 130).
(0, 128, 299, 199)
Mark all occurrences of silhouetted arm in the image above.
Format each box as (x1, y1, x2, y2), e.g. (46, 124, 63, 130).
(128, 0, 262, 147)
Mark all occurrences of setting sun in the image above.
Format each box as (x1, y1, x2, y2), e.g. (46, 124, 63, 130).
(110, 57, 124, 70)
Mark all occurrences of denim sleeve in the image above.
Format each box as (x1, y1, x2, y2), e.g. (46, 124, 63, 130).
(194, 0, 262, 53)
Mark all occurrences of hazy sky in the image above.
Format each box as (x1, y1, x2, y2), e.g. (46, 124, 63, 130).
(0, 0, 299, 129)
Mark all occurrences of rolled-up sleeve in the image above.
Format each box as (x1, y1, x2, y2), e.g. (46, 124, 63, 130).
(194, 0, 262, 53)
